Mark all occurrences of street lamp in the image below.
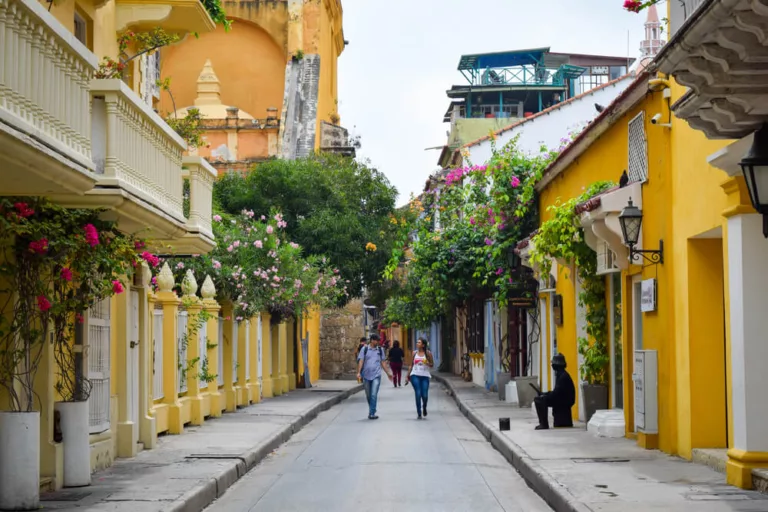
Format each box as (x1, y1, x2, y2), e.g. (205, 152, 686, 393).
(618, 198, 663, 265)
(739, 124, 768, 238)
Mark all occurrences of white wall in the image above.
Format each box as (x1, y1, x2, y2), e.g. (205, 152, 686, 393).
(466, 76, 635, 165)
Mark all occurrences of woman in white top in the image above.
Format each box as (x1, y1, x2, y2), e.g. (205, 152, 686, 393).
(409, 337, 433, 419)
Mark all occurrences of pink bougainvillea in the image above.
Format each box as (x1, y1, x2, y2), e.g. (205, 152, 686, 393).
(37, 295, 51, 312)
(84, 224, 99, 247)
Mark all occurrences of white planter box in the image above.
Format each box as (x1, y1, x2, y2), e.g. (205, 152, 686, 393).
(0, 411, 40, 509)
(56, 401, 91, 487)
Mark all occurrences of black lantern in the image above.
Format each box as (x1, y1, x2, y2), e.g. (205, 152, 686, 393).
(618, 198, 663, 265)
(739, 124, 768, 238)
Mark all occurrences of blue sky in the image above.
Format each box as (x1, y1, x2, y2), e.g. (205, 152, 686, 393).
(337, 0, 657, 205)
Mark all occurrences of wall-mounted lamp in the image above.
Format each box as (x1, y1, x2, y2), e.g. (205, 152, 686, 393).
(618, 198, 664, 265)
(739, 124, 768, 238)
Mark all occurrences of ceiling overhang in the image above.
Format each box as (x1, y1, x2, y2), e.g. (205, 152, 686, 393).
(578, 182, 644, 270)
(653, 0, 768, 139)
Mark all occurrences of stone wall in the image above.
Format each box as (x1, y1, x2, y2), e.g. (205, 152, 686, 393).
(319, 299, 364, 379)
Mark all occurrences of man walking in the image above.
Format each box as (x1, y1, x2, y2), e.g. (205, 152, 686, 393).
(357, 334, 393, 419)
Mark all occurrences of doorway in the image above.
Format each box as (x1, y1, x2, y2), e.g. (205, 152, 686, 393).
(128, 290, 139, 425)
(609, 273, 624, 409)
(631, 275, 643, 432)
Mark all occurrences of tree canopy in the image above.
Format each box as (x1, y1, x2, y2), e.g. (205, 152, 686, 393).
(213, 154, 398, 304)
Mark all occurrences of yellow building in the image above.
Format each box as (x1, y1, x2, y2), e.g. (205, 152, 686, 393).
(158, 0, 347, 166)
(521, 32, 767, 488)
(0, 0, 313, 506)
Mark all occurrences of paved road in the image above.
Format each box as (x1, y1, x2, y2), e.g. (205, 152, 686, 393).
(205, 381, 552, 512)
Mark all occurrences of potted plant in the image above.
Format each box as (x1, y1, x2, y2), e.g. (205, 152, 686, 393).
(0, 199, 59, 509)
(48, 214, 138, 488)
(578, 335, 610, 423)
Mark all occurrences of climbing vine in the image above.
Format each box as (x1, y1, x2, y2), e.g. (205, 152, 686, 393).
(529, 181, 614, 385)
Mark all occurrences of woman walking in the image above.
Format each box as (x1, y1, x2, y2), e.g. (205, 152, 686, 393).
(409, 337, 433, 419)
(388, 341, 405, 387)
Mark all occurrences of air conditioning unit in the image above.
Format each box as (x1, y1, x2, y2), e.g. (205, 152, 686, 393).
(595, 239, 619, 275)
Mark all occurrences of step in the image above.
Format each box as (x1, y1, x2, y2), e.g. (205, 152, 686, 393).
(39, 476, 55, 493)
(692, 448, 768, 494)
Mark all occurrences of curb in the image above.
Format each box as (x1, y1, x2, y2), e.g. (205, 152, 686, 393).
(433, 374, 590, 512)
(167, 384, 363, 512)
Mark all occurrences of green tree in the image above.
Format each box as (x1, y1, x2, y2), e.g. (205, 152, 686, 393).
(213, 154, 398, 303)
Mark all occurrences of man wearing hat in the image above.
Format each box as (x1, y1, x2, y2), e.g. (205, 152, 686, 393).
(534, 353, 576, 430)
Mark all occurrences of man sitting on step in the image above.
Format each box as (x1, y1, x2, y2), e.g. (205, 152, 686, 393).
(534, 353, 575, 430)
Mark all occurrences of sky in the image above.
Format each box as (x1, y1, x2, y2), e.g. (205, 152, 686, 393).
(337, 0, 656, 205)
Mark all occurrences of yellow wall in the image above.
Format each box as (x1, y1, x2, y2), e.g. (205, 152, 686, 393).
(537, 76, 740, 459)
(158, 22, 286, 122)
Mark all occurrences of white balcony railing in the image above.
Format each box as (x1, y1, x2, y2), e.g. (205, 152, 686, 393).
(91, 78, 186, 224)
(0, 0, 97, 170)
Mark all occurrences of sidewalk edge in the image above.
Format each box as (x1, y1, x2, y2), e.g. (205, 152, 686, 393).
(166, 384, 363, 512)
(433, 374, 591, 512)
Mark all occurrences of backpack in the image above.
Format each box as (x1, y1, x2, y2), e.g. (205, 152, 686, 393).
(362, 346, 384, 361)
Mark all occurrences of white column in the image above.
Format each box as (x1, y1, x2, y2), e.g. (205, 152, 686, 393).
(728, 213, 768, 452)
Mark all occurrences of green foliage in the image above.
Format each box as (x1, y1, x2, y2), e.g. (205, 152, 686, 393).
(213, 154, 398, 304)
(528, 181, 615, 385)
(166, 107, 205, 148)
(0, 198, 148, 408)
(382, 134, 559, 327)
(200, 0, 231, 30)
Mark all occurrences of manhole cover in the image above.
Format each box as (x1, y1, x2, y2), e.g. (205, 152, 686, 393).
(41, 491, 91, 502)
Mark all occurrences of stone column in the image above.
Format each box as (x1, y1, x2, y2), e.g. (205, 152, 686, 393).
(271, 322, 283, 395)
(182, 271, 205, 426)
(201, 276, 222, 417)
(221, 303, 237, 412)
(287, 319, 296, 391)
(137, 263, 156, 450)
(261, 312, 274, 397)
(156, 263, 183, 434)
(236, 317, 250, 407)
(278, 322, 289, 393)
(247, 316, 261, 403)
(725, 212, 768, 488)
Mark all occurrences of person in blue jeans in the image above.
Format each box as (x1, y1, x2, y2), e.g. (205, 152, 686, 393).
(409, 337, 433, 419)
(357, 334, 392, 419)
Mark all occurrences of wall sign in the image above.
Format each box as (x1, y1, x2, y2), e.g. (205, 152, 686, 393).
(641, 278, 657, 313)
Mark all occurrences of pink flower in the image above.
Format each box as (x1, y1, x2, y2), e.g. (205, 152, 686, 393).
(290, 242, 299, 249)
(151, 276, 157, 285)
(273, 276, 281, 282)
(14, 202, 35, 218)
(227, 245, 234, 252)
(134, 240, 145, 250)
(485, 238, 493, 246)
(266, 225, 274, 234)
(112, 280, 124, 294)
(60, 267, 73, 281)
(213, 260, 222, 269)
(84, 224, 99, 247)
(213, 215, 222, 222)
(260, 215, 266, 220)
(233, 240, 241, 248)
(470, 217, 476, 225)
(254, 240, 263, 248)
(29, 238, 48, 254)
(176, 262, 185, 270)
(510, 176, 521, 188)
(623, 0, 643, 12)
(37, 295, 51, 312)
(140, 251, 160, 268)
(76, 313, 84, 324)
(496, 268, 504, 276)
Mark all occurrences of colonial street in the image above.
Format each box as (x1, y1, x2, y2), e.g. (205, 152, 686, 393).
(204, 382, 551, 512)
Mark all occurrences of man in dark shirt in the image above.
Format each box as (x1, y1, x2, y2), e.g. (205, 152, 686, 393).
(534, 353, 576, 430)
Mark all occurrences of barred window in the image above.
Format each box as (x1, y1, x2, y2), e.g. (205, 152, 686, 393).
(628, 112, 648, 183)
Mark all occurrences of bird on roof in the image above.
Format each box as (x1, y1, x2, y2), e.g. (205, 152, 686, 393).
(595, 103, 605, 113)
(619, 170, 629, 188)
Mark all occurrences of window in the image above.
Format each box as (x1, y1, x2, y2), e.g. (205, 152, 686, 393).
(628, 112, 648, 183)
(142, 52, 161, 107)
(88, 298, 111, 434)
(74, 13, 87, 46)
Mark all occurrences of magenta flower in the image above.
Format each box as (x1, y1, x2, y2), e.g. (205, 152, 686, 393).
(37, 295, 51, 312)
(60, 267, 73, 281)
(254, 240, 263, 248)
(84, 224, 99, 247)
(29, 238, 49, 254)
(485, 238, 493, 246)
(470, 217, 476, 225)
(112, 280, 124, 294)
(510, 176, 521, 188)
(496, 268, 504, 276)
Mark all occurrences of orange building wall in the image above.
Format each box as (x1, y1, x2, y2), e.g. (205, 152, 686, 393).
(158, 21, 286, 123)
